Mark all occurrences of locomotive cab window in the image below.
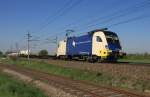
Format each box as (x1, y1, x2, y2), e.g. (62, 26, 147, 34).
(96, 36, 102, 42)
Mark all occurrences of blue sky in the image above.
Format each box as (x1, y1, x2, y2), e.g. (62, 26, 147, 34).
(0, 0, 150, 54)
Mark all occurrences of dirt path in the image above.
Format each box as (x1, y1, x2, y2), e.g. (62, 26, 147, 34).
(1, 68, 77, 97)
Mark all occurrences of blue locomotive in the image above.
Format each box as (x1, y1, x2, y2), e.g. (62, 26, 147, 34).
(57, 28, 125, 62)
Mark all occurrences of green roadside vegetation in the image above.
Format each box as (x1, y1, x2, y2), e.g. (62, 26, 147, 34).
(1, 57, 150, 93)
(0, 51, 5, 58)
(119, 58, 150, 64)
(0, 72, 48, 97)
(119, 53, 150, 64)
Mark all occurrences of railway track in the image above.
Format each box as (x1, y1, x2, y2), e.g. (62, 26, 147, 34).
(0, 64, 148, 97)
(30, 57, 150, 67)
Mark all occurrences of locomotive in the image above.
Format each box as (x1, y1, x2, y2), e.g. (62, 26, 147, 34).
(57, 28, 125, 62)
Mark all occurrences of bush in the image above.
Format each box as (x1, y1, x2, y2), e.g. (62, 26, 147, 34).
(38, 50, 48, 58)
(0, 51, 3, 57)
(9, 56, 18, 61)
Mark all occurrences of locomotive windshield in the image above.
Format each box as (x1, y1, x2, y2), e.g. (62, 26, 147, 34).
(104, 31, 121, 45)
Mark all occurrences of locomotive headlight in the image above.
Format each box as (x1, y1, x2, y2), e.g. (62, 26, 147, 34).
(105, 45, 109, 50)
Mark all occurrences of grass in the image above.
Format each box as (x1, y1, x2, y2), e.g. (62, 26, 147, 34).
(1, 57, 150, 93)
(119, 54, 150, 64)
(118, 58, 150, 64)
(2, 58, 113, 85)
(0, 72, 48, 97)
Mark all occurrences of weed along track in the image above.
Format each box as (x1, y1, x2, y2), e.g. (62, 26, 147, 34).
(0, 64, 148, 97)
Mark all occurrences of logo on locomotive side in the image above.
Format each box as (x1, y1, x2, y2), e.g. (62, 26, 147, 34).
(72, 40, 76, 47)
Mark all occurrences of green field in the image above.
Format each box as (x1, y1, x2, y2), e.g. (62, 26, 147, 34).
(119, 59, 150, 64)
(119, 54, 150, 64)
(1, 57, 150, 93)
(0, 72, 48, 97)
(1, 58, 113, 85)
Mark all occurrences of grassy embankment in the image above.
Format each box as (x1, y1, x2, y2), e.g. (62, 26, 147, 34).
(119, 54, 150, 64)
(1, 57, 150, 93)
(0, 72, 48, 97)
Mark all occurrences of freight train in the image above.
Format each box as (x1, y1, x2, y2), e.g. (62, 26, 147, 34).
(57, 28, 125, 62)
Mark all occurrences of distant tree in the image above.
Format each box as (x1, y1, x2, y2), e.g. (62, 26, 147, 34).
(39, 50, 48, 57)
(0, 51, 3, 56)
(144, 52, 149, 56)
(5, 51, 11, 55)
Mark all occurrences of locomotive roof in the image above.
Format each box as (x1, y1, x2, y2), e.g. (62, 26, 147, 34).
(67, 28, 117, 39)
(87, 28, 116, 35)
(87, 28, 108, 34)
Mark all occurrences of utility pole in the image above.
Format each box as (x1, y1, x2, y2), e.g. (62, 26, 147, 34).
(54, 36, 58, 55)
(54, 36, 58, 44)
(10, 45, 13, 53)
(50, 36, 57, 44)
(16, 43, 19, 52)
(27, 32, 32, 61)
(15, 42, 19, 56)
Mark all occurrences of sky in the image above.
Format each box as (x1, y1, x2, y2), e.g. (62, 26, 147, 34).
(0, 0, 150, 54)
